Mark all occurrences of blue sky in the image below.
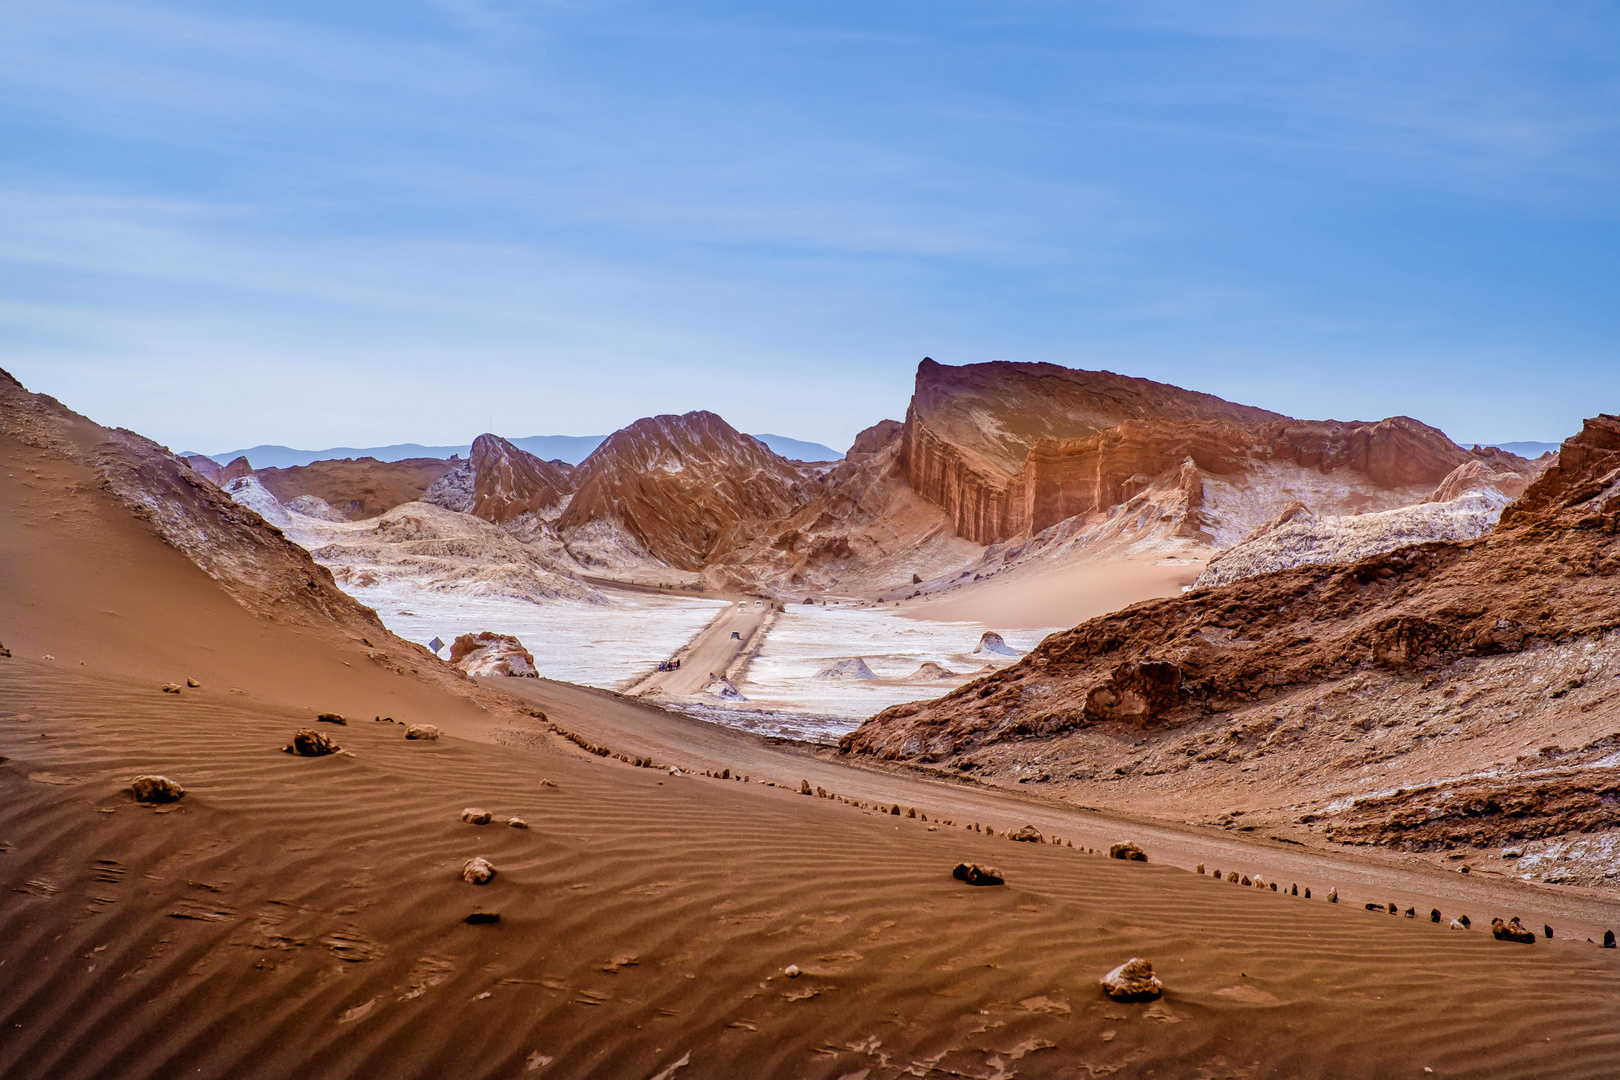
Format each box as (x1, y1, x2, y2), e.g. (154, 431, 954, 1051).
(2, 1, 1617, 455)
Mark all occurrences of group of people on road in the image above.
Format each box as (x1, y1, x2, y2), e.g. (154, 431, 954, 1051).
(656, 658, 682, 672)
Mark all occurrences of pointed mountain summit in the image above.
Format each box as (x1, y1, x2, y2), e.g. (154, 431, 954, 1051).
(425, 433, 575, 523)
(558, 411, 809, 570)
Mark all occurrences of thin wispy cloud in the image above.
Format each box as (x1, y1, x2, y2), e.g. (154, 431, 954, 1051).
(1, 1, 1616, 451)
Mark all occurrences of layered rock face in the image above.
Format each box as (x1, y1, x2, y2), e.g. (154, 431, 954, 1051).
(896, 358, 1523, 548)
(898, 359, 1283, 544)
(425, 434, 574, 523)
(558, 412, 810, 571)
(840, 416, 1620, 873)
(253, 456, 458, 520)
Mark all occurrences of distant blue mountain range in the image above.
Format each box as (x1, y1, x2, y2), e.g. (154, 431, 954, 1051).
(1487, 441, 1560, 458)
(201, 431, 843, 469)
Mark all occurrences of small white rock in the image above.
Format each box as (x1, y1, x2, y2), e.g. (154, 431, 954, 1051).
(784, 964, 801, 978)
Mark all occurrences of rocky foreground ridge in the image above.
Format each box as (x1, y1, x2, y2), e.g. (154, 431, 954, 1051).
(841, 416, 1620, 881)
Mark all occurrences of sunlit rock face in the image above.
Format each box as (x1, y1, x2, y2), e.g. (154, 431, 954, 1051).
(558, 411, 811, 571)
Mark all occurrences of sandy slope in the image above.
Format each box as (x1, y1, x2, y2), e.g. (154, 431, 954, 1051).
(898, 557, 1204, 631)
(7, 384, 1620, 1077)
(9, 656, 1620, 1080)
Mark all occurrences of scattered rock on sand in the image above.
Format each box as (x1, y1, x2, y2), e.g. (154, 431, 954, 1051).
(1010, 824, 1043, 843)
(129, 775, 185, 803)
(1492, 917, 1536, 944)
(508, 816, 528, 829)
(461, 808, 493, 825)
(161, 683, 182, 694)
(1450, 918, 1470, 930)
(405, 725, 441, 741)
(289, 728, 340, 756)
(1431, 909, 1442, 923)
(465, 912, 500, 925)
(800, 779, 813, 795)
(784, 964, 801, 978)
(1604, 930, 1615, 949)
(1109, 841, 1147, 862)
(907, 661, 957, 681)
(462, 856, 496, 884)
(186, 677, 200, 688)
(1101, 958, 1164, 1003)
(317, 712, 347, 725)
(1327, 888, 1338, 904)
(952, 862, 1005, 887)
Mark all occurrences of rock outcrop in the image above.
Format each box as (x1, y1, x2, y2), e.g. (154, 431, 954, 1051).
(450, 632, 539, 677)
(182, 454, 251, 485)
(558, 412, 810, 571)
(129, 775, 185, 803)
(1100, 958, 1163, 1002)
(848, 419, 904, 459)
(425, 435, 574, 523)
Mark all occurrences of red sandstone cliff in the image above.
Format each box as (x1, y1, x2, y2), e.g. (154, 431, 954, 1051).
(897, 359, 1522, 546)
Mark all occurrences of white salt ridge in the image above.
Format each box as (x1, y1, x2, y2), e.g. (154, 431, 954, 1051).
(1196, 489, 1511, 589)
(222, 475, 291, 529)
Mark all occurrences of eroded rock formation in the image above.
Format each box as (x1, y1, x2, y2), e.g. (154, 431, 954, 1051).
(894, 358, 1529, 550)
(450, 631, 539, 678)
(426, 434, 574, 523)
(841, 417, 1620, 834)
(558, 411, 810, 571)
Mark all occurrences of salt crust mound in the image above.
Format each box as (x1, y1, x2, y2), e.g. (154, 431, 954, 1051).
(1195, 489, 1511, 589)
(222, 476, 292, 529)
(289, 502, 602, 606)
(973, 632, 1022, 657)
(284, 494, 346, 522)
(814, 658, 877, 680)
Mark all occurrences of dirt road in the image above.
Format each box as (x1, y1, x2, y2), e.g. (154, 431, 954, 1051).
(488, 675, 1620, 944)
(622, 599, 769, 697)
